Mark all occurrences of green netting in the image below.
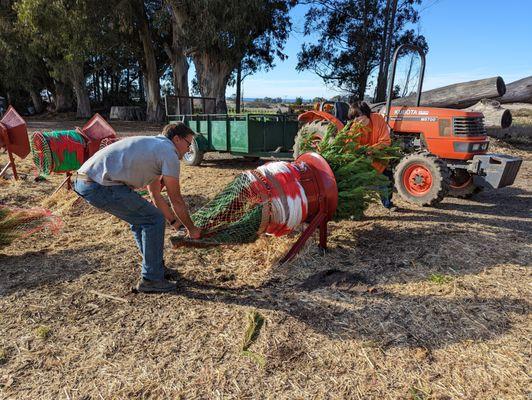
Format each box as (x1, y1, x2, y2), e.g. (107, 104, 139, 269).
(171, 172, 266, 247)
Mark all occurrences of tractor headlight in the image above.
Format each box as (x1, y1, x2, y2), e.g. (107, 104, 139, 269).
(453, 142, 490, 152)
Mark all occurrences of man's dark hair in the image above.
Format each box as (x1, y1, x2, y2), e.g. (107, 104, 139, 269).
(162, 122, 195, 140)
(347, 101, 371, 120)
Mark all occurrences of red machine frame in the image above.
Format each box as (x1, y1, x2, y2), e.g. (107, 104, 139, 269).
(0, 107, 30, 180)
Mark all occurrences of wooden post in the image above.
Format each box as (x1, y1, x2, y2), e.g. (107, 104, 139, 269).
(7, 149, 18, 180)
(52, 172, 73, 195)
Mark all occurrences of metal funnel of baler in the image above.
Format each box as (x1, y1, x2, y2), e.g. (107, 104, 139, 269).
(0, 107, 29, 180)
(170, 151, 338, 264)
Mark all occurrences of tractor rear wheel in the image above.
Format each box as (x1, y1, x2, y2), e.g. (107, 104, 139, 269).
(448, 169, 483, 198)
(293, 120, 333, 159)
(394, 152, 451, 206)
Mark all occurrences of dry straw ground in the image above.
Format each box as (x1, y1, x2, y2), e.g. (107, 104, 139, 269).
(0, 118, 531, 399)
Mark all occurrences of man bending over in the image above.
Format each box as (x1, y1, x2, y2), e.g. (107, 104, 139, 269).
(74, 123, 201, 293)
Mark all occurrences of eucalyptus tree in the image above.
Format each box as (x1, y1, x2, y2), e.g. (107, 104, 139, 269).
(168, 0, 293, 113)
(16, 0, 115, 117)
(297, 0, 427, 100)
(0, 0, 52, 112)
(114, 0, 173, 122)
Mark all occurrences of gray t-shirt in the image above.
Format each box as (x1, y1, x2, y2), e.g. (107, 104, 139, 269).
(79, 135, 180, 188)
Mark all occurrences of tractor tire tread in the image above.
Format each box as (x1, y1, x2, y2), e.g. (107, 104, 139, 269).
(293, 120, 334, 159)
(394, 152, 451, 206)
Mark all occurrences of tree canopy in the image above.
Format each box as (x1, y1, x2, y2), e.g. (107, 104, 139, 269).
(0, 0, 428, 119)
(297, 0, 427, 100)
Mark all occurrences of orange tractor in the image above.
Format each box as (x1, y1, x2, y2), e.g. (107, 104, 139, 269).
(294, 44, 523, 206)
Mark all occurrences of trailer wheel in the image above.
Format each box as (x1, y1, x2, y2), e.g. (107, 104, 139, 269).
(394, 152, 450, 206)
(293, 120, 333, 159)
(449, 170, 483, 198)
(183, 138, 204, 166)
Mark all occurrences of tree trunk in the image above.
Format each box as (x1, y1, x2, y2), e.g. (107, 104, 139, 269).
(136, 0, 164, 122)
(100, 70, 106, 103)
(236, 63, 242, 113)
(401, 54, 415, 97)
(54, 80, 73, 112)
(28, 88, 43, 114)
(163, 44, 190, 114)
(139, 73, 145, 102)
(374, 0, 391, 102)
(192, 52, 232, 114)
(375, 0, 398, 102)
(126, 68, 131, 101)
(464, 99, 512, 129)
(496, 76, 532, 104)
(166, 5, 190, 114)
(69, 63, 91, 118)
(391, 76, 506, 109)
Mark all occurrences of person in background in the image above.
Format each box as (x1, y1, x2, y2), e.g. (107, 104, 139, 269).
(74, 122, 201, 293)
(347, 101, 396, 211)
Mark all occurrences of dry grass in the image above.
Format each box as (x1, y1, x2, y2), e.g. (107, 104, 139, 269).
(0, 120, 531, 399)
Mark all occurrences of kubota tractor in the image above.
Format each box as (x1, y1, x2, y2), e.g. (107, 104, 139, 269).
(294, 44, 523, 206)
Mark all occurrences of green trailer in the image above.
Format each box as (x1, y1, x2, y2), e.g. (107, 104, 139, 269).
(168, 113, 299, 166)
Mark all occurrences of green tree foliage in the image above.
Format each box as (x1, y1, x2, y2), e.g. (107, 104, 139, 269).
(297, 0, 428, 99)
(16, 0, 116, 117)
(298, 121, 401, 219)
(0, 0, 51, 112)
(169, 0, 293, 113)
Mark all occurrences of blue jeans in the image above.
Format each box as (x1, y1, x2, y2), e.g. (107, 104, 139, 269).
(74, 179, 166, 281)
(380, 168, 394, 209)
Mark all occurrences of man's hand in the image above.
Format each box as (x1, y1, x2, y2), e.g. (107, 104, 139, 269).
(187, 226, 201, 239)
(163, 175, 198, 235)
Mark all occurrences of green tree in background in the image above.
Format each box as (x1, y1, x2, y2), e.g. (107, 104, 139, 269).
(0, 0, 53, 113)
(16, 0, 110, 117)
(169, 0, 293, 113)
(297, 0, 427, 100)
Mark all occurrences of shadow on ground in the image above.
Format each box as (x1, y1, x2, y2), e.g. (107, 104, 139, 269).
(0, 244, 112, 297)
(377, 187, 532, 233)
(178, 275, 529, 350)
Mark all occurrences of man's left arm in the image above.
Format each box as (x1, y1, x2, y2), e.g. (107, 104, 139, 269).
(161, 175, 201, 239)
(147, 178, 178, 222)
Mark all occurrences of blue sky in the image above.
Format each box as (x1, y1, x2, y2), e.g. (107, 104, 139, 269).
(222, 0, 532, 99)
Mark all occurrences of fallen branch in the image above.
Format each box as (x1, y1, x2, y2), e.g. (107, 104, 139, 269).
(89, 290, 129, 304)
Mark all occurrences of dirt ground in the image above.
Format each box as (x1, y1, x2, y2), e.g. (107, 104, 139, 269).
(0, 118, 530, 399)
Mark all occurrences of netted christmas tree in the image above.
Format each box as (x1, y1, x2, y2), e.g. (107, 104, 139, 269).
(171, 162, 309, 248)
(171, 120, 400, 248)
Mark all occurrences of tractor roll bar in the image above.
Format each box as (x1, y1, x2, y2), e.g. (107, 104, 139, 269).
(385, 44, 426, 123)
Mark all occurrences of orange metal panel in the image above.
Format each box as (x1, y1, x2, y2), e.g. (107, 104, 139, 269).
(298, 110, 345, 132)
